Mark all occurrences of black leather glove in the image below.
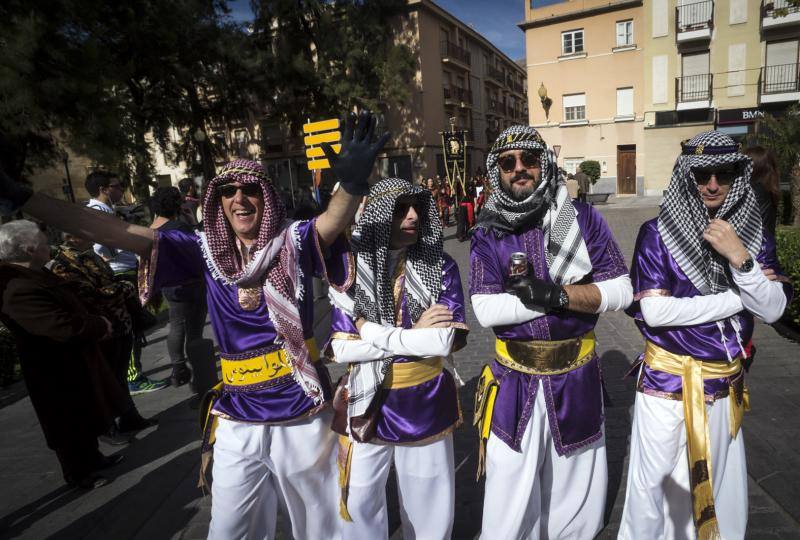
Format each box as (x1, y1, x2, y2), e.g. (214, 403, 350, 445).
(321, 110, 390, 196)
(505, 275, 568, 310)
(0, 167, 33, 217)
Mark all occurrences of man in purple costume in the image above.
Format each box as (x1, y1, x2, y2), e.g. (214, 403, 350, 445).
(470, 125, 633, 539)
(618, 131, 792, 540)
(0, 110, 389, 539)
(325, 178, 468, 539)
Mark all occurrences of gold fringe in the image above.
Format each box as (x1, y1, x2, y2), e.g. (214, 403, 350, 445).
(697, 519, 721, 540)
(337, 435, 354, 522)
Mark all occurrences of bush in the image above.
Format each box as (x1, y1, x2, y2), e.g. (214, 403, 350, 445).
(776, 225, 800, 325)
(579, 160, 601, 185)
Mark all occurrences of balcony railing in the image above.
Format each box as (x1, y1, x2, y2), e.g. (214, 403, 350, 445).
(487, 100, 503, 114)
(486, 64, 505, 84)
(761, 63, 800, 94)
(676, 73, 713, 103)
(441, 41, 471, 67)
(762, 0, 800, 17)
(676, 0, 714, 33)
(506, 77, 525, 94)
(443, 86, 472, 104)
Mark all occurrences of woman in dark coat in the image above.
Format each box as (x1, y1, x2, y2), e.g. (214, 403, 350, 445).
(744, 145, 780, 237)
(0, 220, 127, 489)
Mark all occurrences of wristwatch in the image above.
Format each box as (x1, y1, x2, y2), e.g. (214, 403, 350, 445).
(556, 288, 570, 309)
(737, 257, 754, 273)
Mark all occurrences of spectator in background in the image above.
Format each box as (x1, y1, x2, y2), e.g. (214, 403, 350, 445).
(0, 220, 128, 489)
(84, 171, 167, 394)
(50, 231, 158, 441)
(574, 167, 590, 204)
(744, 146, 780, 237)
(178, 177, 200, 227)
(149, 187, 208, 388)
(566, 173, 580, 200)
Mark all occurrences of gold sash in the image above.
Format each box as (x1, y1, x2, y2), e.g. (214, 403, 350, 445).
(643, 341, 749, 540)
(220, 338, 319, 387)
(383, 357, 443, 389)
(495, 331, 596, 375)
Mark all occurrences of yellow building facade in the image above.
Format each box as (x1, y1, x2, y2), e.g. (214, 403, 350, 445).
(521, 0, 645, 195)
(523, 0, 800, 196)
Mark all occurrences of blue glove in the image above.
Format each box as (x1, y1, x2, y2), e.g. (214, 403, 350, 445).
(321, 110, 390, 196)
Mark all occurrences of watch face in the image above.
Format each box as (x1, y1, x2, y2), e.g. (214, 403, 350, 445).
(558, 289, 569, 308)
(740, 258, 754, 272)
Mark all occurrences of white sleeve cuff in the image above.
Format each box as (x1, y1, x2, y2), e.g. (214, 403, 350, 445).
(471, 293, 547, 328)
(640, 289, 743, 327)
(359, 322, 455, 357)
(730, 262, 788, 323)
(594, 274, 634, 314)
(330, 338, 392, 363)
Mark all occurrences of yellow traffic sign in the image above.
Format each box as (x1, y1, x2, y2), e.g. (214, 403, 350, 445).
(304, 118, 341, 171)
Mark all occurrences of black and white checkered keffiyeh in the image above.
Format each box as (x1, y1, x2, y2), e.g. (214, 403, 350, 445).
(328, 178, 444, 418)
(476, 124, 592, 285)
(658, 130, 761, 295)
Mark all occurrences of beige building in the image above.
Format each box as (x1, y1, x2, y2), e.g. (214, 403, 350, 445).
(521, 0, 645, 195)
(642, 0, 799, 194)
(262, 0, 528, 191)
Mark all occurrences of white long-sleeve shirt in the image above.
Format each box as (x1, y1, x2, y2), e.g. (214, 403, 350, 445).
(471, 274, 633, 328)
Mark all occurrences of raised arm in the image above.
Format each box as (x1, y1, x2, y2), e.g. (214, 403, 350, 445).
(22, 194, 154, 257)
(315, 110, 390, 247)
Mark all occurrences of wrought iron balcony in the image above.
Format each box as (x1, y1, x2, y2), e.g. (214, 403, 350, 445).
(443, 86, 472, 106)
(675, 73, 713, 109)
(761, 0, 800, 29)
(759, 63, 800, 103)
(441, 41, 471, 68)
(486, 65, 505, 85)
(676, 0, 714, 41)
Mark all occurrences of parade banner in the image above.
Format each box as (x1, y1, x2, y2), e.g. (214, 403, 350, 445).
(441, 128, 467, 200)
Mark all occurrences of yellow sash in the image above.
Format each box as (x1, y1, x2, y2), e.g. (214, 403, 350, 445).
(643, 341, 749, 540)
(220, 338, 319, 387)
(383, 357, 443, 389)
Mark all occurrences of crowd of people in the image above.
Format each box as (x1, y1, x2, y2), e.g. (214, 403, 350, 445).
(0, 109, 792, 540)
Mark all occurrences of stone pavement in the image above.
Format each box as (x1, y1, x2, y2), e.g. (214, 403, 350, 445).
(1, 203, 799, 539)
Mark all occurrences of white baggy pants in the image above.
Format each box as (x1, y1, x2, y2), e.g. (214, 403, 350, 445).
(481, 380, 607, 540)
(342, 433, 455, 540)
(208, 410, 340, 540)
(618, 392, 748, 540)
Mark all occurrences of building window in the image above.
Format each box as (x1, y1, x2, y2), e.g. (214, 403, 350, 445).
(616, 20, 633, 46)
(562, 30, 584, 55)
(616, 87, 634, 117)
(563, 93, 586, 121)
(563, 158, 584, 175)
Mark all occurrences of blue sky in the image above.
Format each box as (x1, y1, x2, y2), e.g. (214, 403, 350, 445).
(225, 0, 556, 62)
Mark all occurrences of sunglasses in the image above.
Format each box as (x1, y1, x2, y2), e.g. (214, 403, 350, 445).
(498, 151, 541, 173)
(691, 166, 739, 186)
(218, 184, 261, 199)
(393, 200, 425, 218)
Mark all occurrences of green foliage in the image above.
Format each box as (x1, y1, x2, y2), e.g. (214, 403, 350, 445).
(776, 225, 800, 325)
(579, 160, 601, 185)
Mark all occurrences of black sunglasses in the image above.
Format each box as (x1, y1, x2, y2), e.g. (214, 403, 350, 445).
(393, 200, 425, 217)
(218, 184, 261, 199)
(691, 166, 739, 186)
(498, 151, 541, 173)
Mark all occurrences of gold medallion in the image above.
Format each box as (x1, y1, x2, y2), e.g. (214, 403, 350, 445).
(237, 286, 262, 311)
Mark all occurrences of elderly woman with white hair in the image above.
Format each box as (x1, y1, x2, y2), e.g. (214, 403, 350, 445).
(0, 220, 127, 489)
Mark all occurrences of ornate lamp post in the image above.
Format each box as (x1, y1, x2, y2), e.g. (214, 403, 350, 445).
(538, 82, 553, 120)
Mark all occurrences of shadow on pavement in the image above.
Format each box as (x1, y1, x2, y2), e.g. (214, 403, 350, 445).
(0, 396, 203, 539)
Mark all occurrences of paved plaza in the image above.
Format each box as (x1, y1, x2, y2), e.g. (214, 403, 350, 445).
(1, 198, 799, 539)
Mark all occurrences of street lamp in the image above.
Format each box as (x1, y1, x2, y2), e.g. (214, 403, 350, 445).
(538, 82, 552, 120)
(193, 127, 214, 189)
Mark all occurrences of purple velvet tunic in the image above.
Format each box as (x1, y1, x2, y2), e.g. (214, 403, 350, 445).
(469, 201, 628, 455)
(142, 219, 350, 424)
(627, 218, 793, 399)
(326, 252, 467, 444)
